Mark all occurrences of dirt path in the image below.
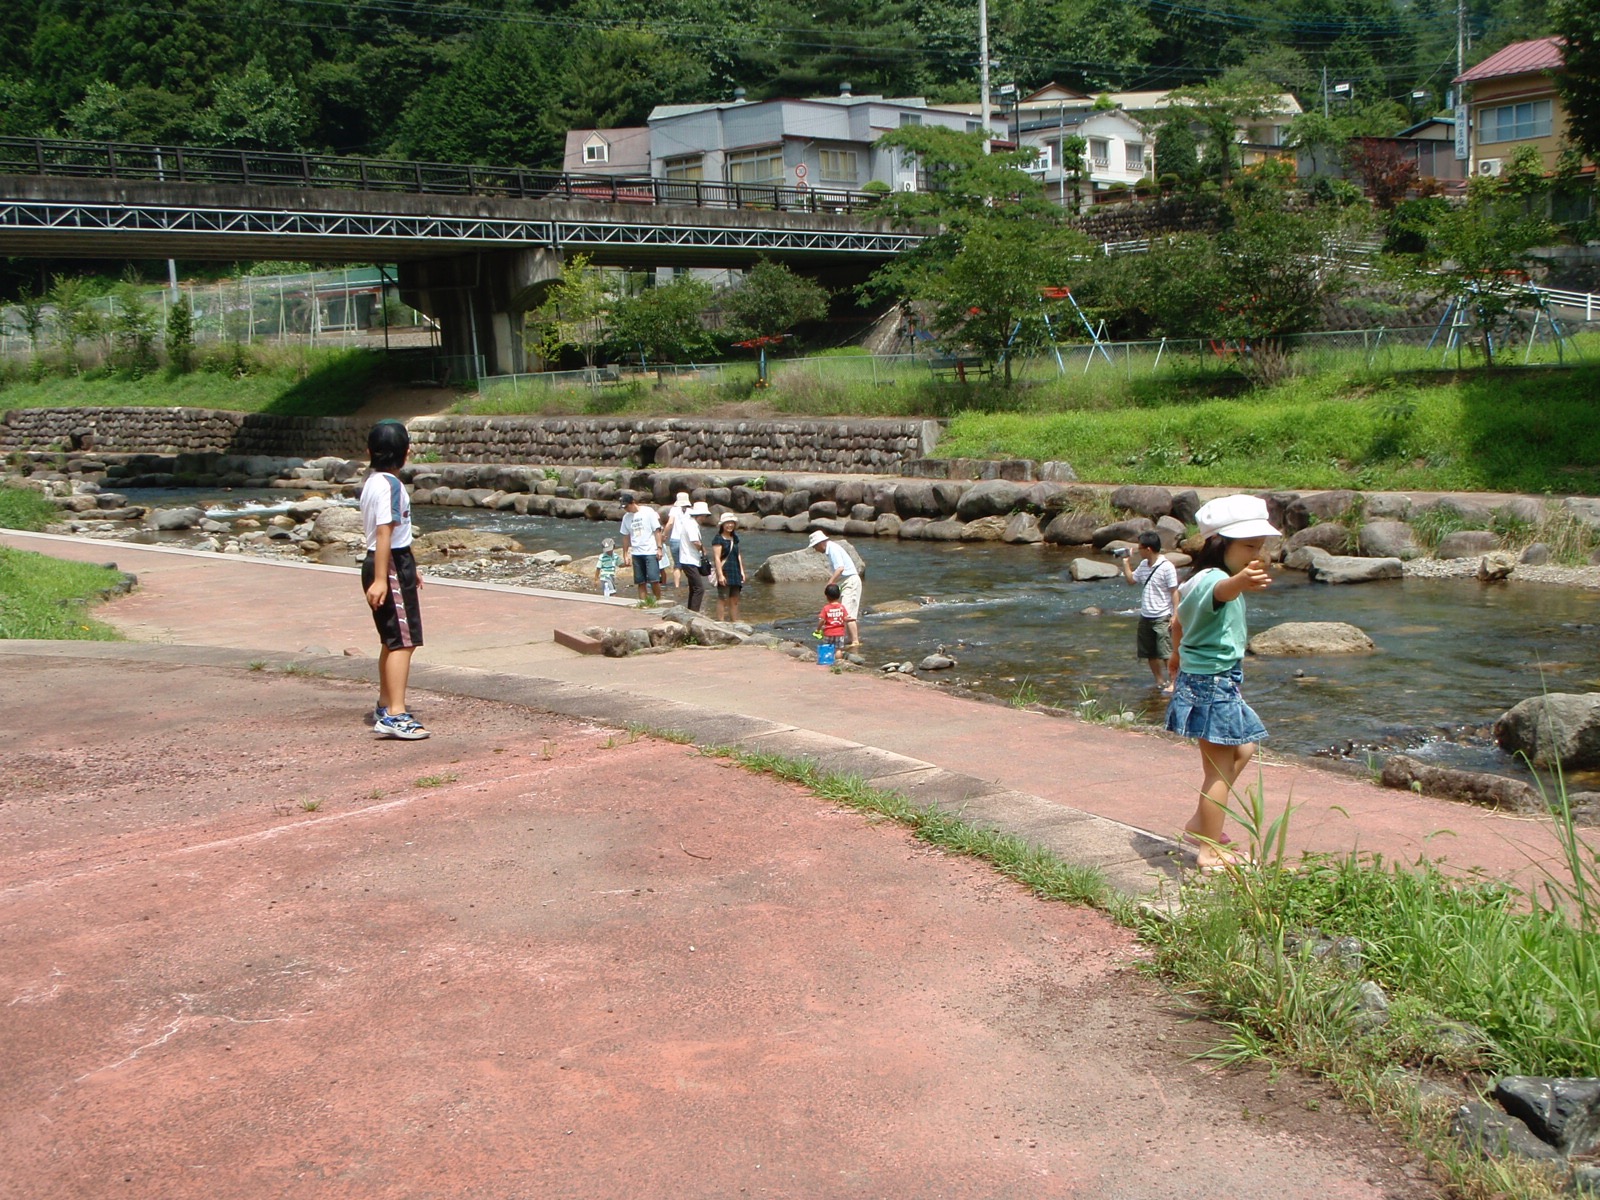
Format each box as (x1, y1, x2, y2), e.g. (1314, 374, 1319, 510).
(1, 655, 1439, 1200)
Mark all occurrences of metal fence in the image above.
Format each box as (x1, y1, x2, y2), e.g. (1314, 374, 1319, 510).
(0, 136, 877, 215)
(0, 266, 438, 364)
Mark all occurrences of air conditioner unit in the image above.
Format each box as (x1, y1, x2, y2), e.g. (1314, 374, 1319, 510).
(900, 180, 915, 191)
(1478, 158, 1503, 177)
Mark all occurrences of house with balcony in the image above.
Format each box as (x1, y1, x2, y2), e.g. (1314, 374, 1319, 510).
(642, 90, 998, 196)
(1455, 36, 1587, 181)
(1015, 106, 1151, 205)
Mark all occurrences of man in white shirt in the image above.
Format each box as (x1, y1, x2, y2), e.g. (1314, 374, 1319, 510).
(1119, 531, 1181, 692)
(809, 529, 862, 648)
(619, 492, 665, 603)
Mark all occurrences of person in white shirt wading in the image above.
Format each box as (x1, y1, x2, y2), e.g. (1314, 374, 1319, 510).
(809, 530, 863, 648)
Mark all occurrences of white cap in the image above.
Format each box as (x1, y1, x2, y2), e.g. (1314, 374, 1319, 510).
(1195, 494, 1280, 540)
(718, 512, 738, 527)
(687, 500, 712, 517)
(602, 537, 615, 550)
(808, 529, 829, 547)
(674, 492, 691, 506)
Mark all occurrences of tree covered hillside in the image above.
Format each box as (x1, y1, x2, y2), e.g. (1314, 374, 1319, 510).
(0, 0, 1565, 169)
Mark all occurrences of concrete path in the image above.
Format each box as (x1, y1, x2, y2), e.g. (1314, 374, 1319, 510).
(2, 529, 1577, 897)
(1, 650, 1439, 1200)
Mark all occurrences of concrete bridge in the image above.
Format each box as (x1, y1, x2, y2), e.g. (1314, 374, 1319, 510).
(0, 138, 924, 374)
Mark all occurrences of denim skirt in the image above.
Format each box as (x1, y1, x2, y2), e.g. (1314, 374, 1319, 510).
(1165, 665, 1268, 746)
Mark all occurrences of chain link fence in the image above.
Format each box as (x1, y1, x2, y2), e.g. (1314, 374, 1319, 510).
(0, 266, 438, 366)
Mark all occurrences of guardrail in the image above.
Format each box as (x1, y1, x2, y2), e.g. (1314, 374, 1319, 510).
(0, 136, 880, 215)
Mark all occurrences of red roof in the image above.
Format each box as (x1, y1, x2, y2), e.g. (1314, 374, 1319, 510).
(1455, 36, 1565, 84)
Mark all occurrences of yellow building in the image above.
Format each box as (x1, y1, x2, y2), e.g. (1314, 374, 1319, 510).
(1456, 36, 1575, 178)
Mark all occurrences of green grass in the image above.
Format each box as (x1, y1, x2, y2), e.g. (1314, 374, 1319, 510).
(936, 364, 1600, 493)
(0, 486, 58, 531)
(0, 547, 123, 639)
(0, 347, 387, 416)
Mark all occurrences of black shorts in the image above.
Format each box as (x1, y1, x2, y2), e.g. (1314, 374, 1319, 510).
(362, 546, 424, 651)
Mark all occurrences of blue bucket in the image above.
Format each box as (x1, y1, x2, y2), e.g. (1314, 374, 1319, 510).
(817, 642, 837, 666)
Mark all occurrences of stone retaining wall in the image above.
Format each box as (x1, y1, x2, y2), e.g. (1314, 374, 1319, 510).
(0, 407, 366, 458)
(0, 408, 938, 474)
(405, 415, 938, 473)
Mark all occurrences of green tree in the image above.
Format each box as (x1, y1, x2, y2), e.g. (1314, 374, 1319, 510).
(199, 56, 307, 150)
(1167, 76, 1282, 187)
(1553, 0, 1600, 164)
(165, 294, 196, 373)
(47, 275, 102, 375)
(1152, 111, 1201, 184)
(721, 260, 829, 344)
(606, 276, 715, 369)
(109, 282, 159, 376)
(63, 80, 195, 144)
(12, 290, 49, 380)
(528, 255, 611, 372)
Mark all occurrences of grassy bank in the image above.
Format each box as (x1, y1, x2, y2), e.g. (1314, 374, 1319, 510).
(0, 347, 387, 416)
(0, 486, 57, 531)
(0, 547, 124, 640)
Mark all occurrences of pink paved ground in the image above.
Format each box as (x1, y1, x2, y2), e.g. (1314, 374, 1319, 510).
(1, 656, 1437, 1200)
(2, 530, 1573, 890)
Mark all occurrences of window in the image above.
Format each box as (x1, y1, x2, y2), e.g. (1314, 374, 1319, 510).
(583, 140, 608, 164)
(1023, 143, 1053, 173)
(1089, 138, 1110, 169)
(725, 145, 784, 183)
(663, 154, 704, 182)
(1478, 99, 1552, 144)
(1125, 141, 1145, 171)
(899, 112, 922, 127)
(966, 120, 983, 134)
(818, 148, 859, 181)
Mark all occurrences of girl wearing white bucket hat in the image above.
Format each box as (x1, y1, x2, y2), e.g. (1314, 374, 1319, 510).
(1164, 494, 1280, 869)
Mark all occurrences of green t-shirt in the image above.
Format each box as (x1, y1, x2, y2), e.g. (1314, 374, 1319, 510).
(1176, 567, 1249, 675)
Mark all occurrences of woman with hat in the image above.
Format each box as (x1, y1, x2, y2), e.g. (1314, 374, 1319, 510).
(710, 513, 745, 623)
(676, 500, 713, 612)
(662, 491, 693, 589)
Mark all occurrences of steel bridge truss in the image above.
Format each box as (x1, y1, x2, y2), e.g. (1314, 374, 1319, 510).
(0, 199, 922, 257)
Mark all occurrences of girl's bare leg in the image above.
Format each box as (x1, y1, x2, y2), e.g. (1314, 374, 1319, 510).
(1186, 739, 1255, 865)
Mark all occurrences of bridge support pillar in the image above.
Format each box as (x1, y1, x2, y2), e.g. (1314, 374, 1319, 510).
(398, 249, 563, 377)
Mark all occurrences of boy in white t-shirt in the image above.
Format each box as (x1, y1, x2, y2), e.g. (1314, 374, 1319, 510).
(359, 420, 429, 739)
(1119, 531, 1180, 693)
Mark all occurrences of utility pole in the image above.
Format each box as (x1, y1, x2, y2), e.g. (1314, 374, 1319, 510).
(1322, 65, 1328, 118)
(979, 0, 991, 154)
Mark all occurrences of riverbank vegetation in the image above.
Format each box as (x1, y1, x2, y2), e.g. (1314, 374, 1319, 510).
(716, 739, 1598, 1199)
(0, 345, 387, 416)
(0, 545, 123, 640)
(0, 485, 56, 531)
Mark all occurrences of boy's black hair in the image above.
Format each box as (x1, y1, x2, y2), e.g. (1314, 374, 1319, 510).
(824, 583, 841, 600)
(367, 420, 410, 472)
(1137, 531, 1163, 553)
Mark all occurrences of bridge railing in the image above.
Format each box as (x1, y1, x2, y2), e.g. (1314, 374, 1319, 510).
(0, 136, 879, 215)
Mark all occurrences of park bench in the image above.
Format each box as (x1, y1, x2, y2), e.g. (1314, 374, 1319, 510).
(928, 355, 993, 383)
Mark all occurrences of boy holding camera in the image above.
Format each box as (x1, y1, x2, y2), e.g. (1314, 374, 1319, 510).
(1117, 532, 1180, 693)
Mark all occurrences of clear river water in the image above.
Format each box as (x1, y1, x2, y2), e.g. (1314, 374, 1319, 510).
(127, 488, 1600, 788)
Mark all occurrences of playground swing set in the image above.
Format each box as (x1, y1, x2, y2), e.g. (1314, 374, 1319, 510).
(1426, 270, 1584, 366)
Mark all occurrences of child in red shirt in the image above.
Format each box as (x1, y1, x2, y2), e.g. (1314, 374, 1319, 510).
(817, 583, 849, 649)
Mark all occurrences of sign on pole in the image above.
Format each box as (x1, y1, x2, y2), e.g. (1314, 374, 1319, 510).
(1454, 104, 1469, 160)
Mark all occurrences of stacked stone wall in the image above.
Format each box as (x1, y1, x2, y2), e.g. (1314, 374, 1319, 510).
(1, 408, 937, 474)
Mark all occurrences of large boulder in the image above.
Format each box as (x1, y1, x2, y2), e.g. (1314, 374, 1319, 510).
(1381, 756, 1540, 813)
(960, 515, 1010, 541)
(1022, 482, 1064, 512)
(310, 505, 365, 544)
(1284, 490, 1359, 534)
(1281, 544, 1333, 572)
(955, 479, 1026, 520)
(1042, 511, 1098, 546)
(752, 539, 867, 584)
(1426, 495, 1495, 526)
(891, 480, 943, 520)
(1495, 496, 1545, 528)
(1562, 497, 1600, 532)
(1284, 523, 1352, 555)
(1306, 555, 1403, 584)
(147, 506, 204, 531)
(1069, 557, 1122, 581)
(921, 519, 967, 541)
(1170, 490, 1202, 526)
(1477, 551, 1517, 581)
(1249, 621, 1375, 656)
(1358, 520, 1421, 560)
(1110, 484, 1173, 519)
(1001, 512, 1043, 544)
(410, 529, 524, 559)
(1494, 694, 1600, 768)
(1091, 517, 1154, 549)
(1494, 1078, 1600, 1156)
